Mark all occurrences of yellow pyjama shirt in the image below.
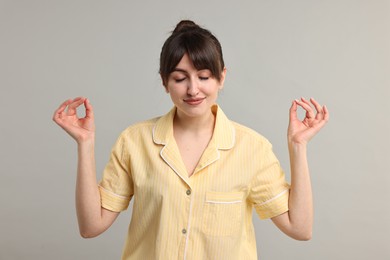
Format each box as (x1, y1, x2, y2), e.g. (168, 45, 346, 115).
(99, 105, 290, 260)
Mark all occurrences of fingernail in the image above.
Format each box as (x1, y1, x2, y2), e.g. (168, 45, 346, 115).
(295, 99, 300, 103)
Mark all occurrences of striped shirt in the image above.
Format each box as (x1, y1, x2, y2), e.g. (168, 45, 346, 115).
(99, 105, 290, 260)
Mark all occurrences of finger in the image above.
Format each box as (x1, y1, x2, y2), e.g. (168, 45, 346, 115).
(300, 96, 311, 106)
(323, 105, 329, 122)
(311, 105, 329, 131)
(296, 98, 315, 119)
(313, 115, 328, 131)
(67, 97, 86, 115)
(53, 99, 72, 122)
(84, 98, 94, 120)
(310, 98, 324, 120)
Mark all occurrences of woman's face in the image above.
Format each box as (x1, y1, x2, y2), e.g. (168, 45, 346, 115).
(165, 53, 226, 121)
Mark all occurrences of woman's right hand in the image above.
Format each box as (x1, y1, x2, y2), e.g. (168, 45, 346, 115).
(53, 97, 95, 143)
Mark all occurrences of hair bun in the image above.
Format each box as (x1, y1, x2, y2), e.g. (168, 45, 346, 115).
(173, 20, 200, 33)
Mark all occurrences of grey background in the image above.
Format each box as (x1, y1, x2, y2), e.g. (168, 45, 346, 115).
(1, 0, 389, 259)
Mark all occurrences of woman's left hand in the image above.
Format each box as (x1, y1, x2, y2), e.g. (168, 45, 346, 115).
(288, 97, 329, 145)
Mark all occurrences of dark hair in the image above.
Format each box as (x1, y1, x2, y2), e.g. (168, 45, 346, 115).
(159, 20, 225, 86)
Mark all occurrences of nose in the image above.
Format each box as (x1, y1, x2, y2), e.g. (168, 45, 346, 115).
(187, 78, 199, 96)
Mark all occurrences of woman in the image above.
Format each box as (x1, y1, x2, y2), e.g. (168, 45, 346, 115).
(53, 20, 329, 260)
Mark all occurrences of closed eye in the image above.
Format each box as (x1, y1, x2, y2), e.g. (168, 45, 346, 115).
(199, 77, 209, 81)
(175, 78, 186, 83)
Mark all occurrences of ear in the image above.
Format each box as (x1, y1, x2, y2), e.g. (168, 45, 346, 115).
(218, 67, 227, 90)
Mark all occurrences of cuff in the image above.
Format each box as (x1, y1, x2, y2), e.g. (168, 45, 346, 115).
(254, 189, 289, 219)
(99, 185, 131, 212)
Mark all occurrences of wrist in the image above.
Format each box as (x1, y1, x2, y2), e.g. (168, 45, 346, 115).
(288, 140, 307, 153)
(77, 135, 95, 147)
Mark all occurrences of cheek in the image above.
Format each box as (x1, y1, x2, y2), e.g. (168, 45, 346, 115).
(167, 88, 182, 100)
(207, 85, 221, 96)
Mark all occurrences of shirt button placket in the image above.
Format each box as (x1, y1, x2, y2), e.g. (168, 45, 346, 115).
(180, 186, 192, 259)
(181, 189, 191, 235)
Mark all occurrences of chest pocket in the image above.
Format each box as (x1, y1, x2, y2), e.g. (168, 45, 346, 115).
(202, 191, 245, 237)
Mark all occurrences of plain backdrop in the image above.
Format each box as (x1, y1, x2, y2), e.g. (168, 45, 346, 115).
(1, 0, 389, 259)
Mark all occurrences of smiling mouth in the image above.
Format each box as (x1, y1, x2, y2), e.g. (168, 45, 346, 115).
(184, 97, 206, 105)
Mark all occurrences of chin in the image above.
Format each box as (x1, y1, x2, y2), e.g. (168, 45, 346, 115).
(177, 104, 211, 118)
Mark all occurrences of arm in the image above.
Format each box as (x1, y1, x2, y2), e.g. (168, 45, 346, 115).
(53, 97, 119, 238)
(271, 97, 329, 240)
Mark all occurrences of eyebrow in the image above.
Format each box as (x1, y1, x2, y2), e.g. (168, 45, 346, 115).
(172, 68, 188, 73)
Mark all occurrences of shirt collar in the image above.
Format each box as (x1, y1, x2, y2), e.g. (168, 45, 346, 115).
(152, 104, 235, 150)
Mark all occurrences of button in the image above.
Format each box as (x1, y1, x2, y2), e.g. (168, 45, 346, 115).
(182, 229, 187, 234)
(186, 190, 191, 195)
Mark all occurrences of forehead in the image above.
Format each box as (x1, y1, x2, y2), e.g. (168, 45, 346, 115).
(175, 53, 194, 69)
(173, 53, 210, 73)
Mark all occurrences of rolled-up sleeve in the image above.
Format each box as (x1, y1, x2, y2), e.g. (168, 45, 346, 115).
(249, 141, 290, 219)
(99, 134, 133, 212)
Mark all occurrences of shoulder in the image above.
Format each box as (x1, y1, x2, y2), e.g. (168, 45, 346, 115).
(123, 117, 158, 134)
(230, 120, 273, 149)
(115, 116, 160, 144)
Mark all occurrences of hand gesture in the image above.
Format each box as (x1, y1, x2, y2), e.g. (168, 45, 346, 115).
(288, 97, 329, 145)
(53, 97, 95, 143)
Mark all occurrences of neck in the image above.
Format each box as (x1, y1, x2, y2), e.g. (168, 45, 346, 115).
(173, 109, 215, 134)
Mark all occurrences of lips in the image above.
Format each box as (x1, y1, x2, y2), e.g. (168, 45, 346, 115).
(184, 97, 206, 105)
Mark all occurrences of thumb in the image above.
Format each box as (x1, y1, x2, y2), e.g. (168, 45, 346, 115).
(289, 100, 299, 122)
